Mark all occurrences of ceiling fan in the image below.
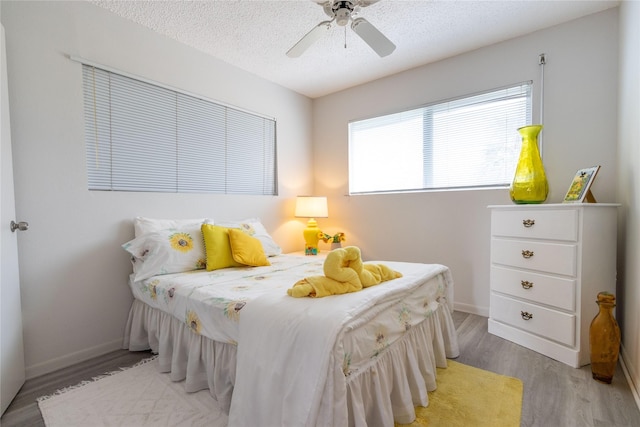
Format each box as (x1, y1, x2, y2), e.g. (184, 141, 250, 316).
(286, 0, 396, 58)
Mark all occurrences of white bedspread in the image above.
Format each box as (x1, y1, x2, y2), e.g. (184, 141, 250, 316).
(229, 262, 451, 427)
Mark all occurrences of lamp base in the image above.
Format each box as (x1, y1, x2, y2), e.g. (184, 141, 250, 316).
(303, 219, 321, 255)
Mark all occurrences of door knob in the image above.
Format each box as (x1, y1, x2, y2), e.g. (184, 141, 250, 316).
(10, 221, 29, 232)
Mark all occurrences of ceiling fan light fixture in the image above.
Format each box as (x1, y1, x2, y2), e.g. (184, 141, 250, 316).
(335, 8, 351, 26)
(331, 1, 355, 26)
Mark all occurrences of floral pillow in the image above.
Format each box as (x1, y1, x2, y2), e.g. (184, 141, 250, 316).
(133, 217, 211, 238)
(123, 225, 206, 281)
(215, 218, 282, 256)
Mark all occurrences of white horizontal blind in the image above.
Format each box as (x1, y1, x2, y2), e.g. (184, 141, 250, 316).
(349, 82, 532, 194)
(82, 65, 277, 195)
(177, 95, 226, 193)
(226, 108, 277, 194)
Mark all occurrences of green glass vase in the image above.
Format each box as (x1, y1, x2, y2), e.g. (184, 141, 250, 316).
(509, 124, 548, 204)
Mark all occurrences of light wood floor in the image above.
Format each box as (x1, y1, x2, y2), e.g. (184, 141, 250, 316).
(2, 312, 640, 426)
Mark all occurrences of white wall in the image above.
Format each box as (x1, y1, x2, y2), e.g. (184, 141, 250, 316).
(1, 1, 314, 377)
(312, 9, 619, 316)
(617, 0, 640, 403)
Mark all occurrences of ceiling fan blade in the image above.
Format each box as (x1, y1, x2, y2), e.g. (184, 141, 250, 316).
(286, 21, 332, 58)
(351, 17, 395, 57)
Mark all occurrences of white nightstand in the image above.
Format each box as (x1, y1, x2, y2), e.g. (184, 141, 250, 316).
(488, 203, 619, 367)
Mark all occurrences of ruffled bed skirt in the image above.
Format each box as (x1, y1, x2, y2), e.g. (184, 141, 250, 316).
(123, 298, 459, 426)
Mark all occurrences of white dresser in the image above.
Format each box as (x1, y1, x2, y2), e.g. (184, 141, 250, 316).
(488, 204, 619, 367)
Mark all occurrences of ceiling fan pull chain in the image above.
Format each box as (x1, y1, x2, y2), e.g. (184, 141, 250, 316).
(344, 26, 347, 49)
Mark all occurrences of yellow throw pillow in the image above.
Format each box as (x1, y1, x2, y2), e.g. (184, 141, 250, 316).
(228, 228, 271, 267)
(201, 224, 243, 271)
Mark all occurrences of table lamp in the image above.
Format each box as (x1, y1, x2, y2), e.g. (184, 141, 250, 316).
(295, 196, 328, 255)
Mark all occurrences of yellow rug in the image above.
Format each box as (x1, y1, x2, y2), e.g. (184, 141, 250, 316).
(396, 360, 523, 427)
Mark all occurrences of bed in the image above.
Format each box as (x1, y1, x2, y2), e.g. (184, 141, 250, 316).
(121, 217, 459, 426)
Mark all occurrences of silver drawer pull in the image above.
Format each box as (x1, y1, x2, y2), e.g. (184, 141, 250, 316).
(521, 280, 534, 289)
(521, 311, 533, 320)
(522, 219, 535, 228)
(521, 250, 534, 259)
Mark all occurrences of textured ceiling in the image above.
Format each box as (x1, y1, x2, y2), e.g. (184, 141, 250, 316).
(88, 0, 619, 98)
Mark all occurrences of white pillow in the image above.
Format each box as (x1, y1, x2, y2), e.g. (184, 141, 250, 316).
(134, 217, 211, 238)
(215, 218, 282, 256)
(123, 224, 206, 281)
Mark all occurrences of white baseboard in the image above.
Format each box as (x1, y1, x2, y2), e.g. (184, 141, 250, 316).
(620, 344, 640, 413)
(25, 338, 123, 380)
(454, 302, 489, 317)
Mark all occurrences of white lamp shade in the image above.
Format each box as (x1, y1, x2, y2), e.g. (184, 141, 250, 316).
(295, 196, 328, 218)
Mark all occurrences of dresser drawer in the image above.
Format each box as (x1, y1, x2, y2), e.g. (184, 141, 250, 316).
(490, 293, 575, 346)
(491, 238, 577, 276)
(491, 209, 578, 241)
(490, 266, 576, 311)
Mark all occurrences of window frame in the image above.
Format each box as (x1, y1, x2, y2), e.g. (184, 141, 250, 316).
(348, 82, 533, 195)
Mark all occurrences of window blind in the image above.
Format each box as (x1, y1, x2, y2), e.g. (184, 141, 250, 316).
(82, 65, 277, 195)
(349, 82, 532, 194)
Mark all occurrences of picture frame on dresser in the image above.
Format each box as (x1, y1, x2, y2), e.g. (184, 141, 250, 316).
(563, 165, 600, 203)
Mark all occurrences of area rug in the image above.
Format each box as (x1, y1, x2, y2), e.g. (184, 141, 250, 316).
(38, 357, 521, 427)
(396, 360, 523, 427)
(37, 357, 227, 427)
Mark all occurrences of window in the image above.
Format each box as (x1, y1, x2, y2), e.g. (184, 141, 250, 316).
(82, 64, 277, 195)
(348, 83, 532, 194)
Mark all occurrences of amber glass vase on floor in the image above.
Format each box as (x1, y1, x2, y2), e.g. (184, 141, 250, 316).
(589, 292, 621, 384)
